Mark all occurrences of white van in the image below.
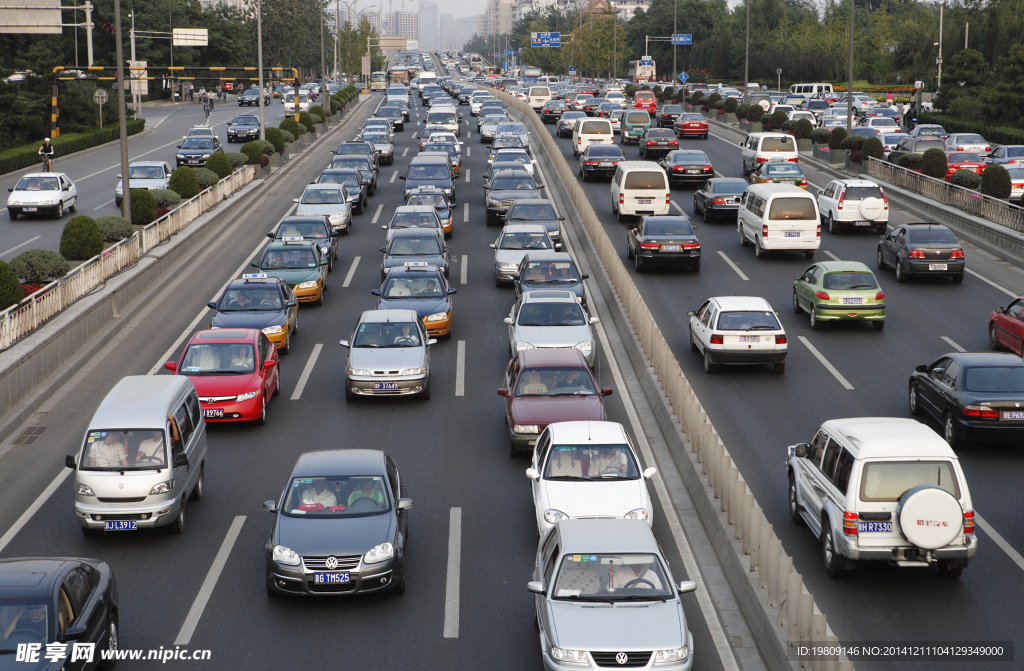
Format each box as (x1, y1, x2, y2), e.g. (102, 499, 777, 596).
(572, 117, 614, 157)
(526, 86, 552, 110)
(739, 133, 799, 175)
(611, 161, 670, 220)
(737, 184, 820, 258)
(789, 83, 834, 96)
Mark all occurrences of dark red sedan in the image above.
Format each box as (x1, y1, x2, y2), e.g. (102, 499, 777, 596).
(945, 151, 985, 181)
(990, 297, 1024, 355)
(673, 113, 709, 139)
(498, 349, 611, 456)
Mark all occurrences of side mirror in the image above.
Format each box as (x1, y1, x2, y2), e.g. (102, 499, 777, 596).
(581, 274, 589, 280)
(320, 259, 329, 266)
(642, 466, 657, 479)
(527, 581, 545, 594)
(207, 301, 217, 309)
(397, 498, 413, 510)
(339, 340, 349, 348)
(915, 364, 928, 373)
(678, 580, 697, 594)
(590, 317, 599, 324)
(266, 232, 276, 239)
(263, 359, 276, 370)
(794, 443, 809, 458)
(173, 452, 189, 468)
(399, 175, 407, 180)
(116, 174, 122, 179)
(503, 317, 514, 325)
(525, 468, 541, 480)
(427, 338, 438, 345)
(164, 361, 177, 372)
(448, 288, 457, 295)
(738, 141, 743, 147)
(62, 626, 88, 642)
(558, 216, 566, 221)
(794, 275, 803, 281)
(65, 454, 77, 469)
(489, 243, 496, 249)
(498, 388, 509, 397)
(263, 500, 279, 513)
(537, 184, 546, 189)
(370, 288, 382, 296)
(177, 144, 182, 148)
(285, 300, 297, 307)
(601, 388, 614, 397)
(251, 261, 259, 267)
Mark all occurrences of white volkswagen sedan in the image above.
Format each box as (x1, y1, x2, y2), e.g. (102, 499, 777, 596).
(7, 172, 78, 219)
(688, 296, 788, 374)
(526, 421, 656, 536)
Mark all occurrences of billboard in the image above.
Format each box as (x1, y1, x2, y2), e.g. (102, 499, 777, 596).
(378, 35, 407, 49)
(0, 0, 60, 34)
(172, 28, 208, 46)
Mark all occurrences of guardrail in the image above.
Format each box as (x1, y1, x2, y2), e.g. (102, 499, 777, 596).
(499, 90, 852, 671)
(866, 157, 1024, 232)
(0, 165, 256, 350)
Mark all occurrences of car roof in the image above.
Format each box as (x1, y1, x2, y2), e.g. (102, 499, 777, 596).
(548, 420, 628, 443)
(0, 558, 75, 598)
(305, 183, 343, 191)
(524, 251, 573, 262)
(821, 418, 955, 460)
(518, 347, 589, 367)
(555, 519, 659, 555)
(394, 205, 437, 213)
(128, 160, 169, 167)
(391, 227, 440, 238)
(815, 260, 872, 272)
(835, 179, 879, 186)
(490, 169, 534, 178)
(901, 223, 952, 231)
(360, 308, 421, 324)
(291, 449, 386, 478)
(386, 264, 444, 277)
(508, 198, 551, 207)
(502, 223, 549, 233)
(711, 296, 773, 311)
(91, 375, 193, 429)
(950, 352, 1024, 366)
(523, 290, 577, 303)
(187, 328, 258, 344)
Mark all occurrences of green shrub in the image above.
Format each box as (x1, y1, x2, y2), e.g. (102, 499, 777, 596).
(920, 148, 948, 179)
(625, 84, 639, 97)
(298, 112, 314, 132)
(736, 103, 750, 120)
(94, 216, 133, 241)
(747, 105, 764, 123)
(0, 260, 21, 309)
(793, 118, 814, 140)
(265, 127, 285, 154)
(279, 117, 303, 138)
(769, 110, 788, 129)
(920, 112, 1022, 146)
(723, 97, 738, 114)
(168, 167, 200, 199)
(281, 130, 295, 143)
(59, 215, 103, 260)
(652, 85, 663, 95)
(706, 92, 721, 107)
(840, 135, 865, 151)
(950, 169, 982, 189)
(711, 100, 724, 110)
(309, 105, 327, 119)
(981, 164, 1012, 199)
(129, 189, 158, 226)
(0, 119, 145, 177)
(11, 249, 70, 284)
(256, 139, 275, 156)
(329, 98, 340, 115)
(240, 142, 264, 165)
(945, 98, 984, 123)
(898, 153, 923, 170)
(688, 91, 704, 104)
(224, 152, 248, 170)
(151, 189, 181, 209)
(862, 137, 884, 161)
(828, 127, 847, 150)
(204, 152, 233, 179)
(810, 128, 830, 144)
(194, 168, 219, 190)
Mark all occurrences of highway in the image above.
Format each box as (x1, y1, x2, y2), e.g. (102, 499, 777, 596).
(531, 101, 1024, 670)
(0, 92, 733, 670)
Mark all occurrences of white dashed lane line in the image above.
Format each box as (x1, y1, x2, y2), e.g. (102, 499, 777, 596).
(797, 336, 855, 389)
(716, 251, 749, 281)
(463, 203, 469, 223)
(0, 235, 41, 259)
(342, 256, 361, 288)
(290, 343, 323, 400)
(443, 507, 462, 638)
(371, 204, 384, 224)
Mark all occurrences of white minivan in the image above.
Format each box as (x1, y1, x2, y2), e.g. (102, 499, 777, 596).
(739, 133, 799, 175)
(737, 184, 820, 258)
(572, 117, 614, 157)
(611, 161, 670, 221)
(526, 86, 552, 110)
(789, 83, 834, 96)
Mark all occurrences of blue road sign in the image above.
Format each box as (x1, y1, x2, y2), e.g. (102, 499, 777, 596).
(640, 56, 652, 66)
(678, 71, 689, 83)
(671, 34, 692, 46)
(505, 49, 515, 57)
(568, 66, 576, 73)
(531, 32, 561, 48)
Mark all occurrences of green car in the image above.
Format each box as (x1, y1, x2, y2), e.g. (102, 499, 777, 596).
(251, 239, 330, 305)
(792, 261, 886, 330)
(749, 161, 807, 189)
(622, 110, 652, 145)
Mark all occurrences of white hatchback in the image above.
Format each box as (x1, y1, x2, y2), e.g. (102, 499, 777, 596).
(526, 421, 656, 536)
(7, 172, 78, 219)
(688, 296, 788, 374)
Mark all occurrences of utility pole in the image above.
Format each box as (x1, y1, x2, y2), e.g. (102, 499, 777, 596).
(847, 0, 854, 133)
(743, 0, 749, 103)
(114, 0, 131, 222)
(321, 0, 327, 120)
(965, 22, 968, 49)
(257, 0, 265, 140)
(84, 1, 94, 65)
(936, 3, 943, 91)
(672, 0, 676, 86)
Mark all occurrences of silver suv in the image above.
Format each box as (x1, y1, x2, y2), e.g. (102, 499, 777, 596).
(815, 179, 888, 233)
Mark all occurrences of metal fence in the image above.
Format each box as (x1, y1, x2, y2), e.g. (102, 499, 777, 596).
(866, 158, 1024, 233)
(0, 165, 256, 350)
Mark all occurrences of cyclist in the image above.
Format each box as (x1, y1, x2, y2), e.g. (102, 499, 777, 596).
(38, 138, 54, 172)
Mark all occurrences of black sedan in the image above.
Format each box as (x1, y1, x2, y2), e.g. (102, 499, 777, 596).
(484, 169, 544, 224)
(227, 115, 261, 143)
(638, 129, 679, 159)
(578, 144, 624, 181)
(659, 150, 715, 186)
(657, 104, 684, 128)
(264, 449, 411, 596)
(316, 168, 369, 214)
(626, 215, 701, 272)
(267, 215, 339, 271)
(237, 87, 261, 106)
(557, 111, 586, 138)
(877, 223, 965, 283)
(0, 557, 118, 669)
(909, 352, 1024, 447)
(693, 178, 747, 221)
(541, 101, 566, 123)
(376, 107, 405, 131)
(379, 228, 450, 279)
(374, 264, 457, 339)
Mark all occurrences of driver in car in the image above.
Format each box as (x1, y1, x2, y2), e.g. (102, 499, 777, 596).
(301, 478, 338, 507)
(347, 478, 385, 506)
(394, 324, 420, 346)
(2, 603, 46, 641)
(588, 446, 627, 476)
(607, 559, 663, 590)
(135, 430, 165, 463)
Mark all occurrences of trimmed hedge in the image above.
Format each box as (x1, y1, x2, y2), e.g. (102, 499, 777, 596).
(723, 97, 738, 114)
(240, 142, 264, 165)
(706, 92, 722, 107)
(840, 135, 866, 151)
(224, 152, 249, 170)
(828, 127, 847, 150)
(793, 118, 814, 140)
(920, 148, 948, 179)
(194, 168, 219, 190)
(279, 118, 303, 139)
(0, 260, 21, 310)
(11, 249, 70, 284)
(59, 216, 104, 260)
(735, 103, 750, 120)
(151, 189, 181, 209)
(205, 152, 233, 179)
(309, 105, 328, 120)
(265, 127, 285, 154)
(919, 113, 1024, 147)
(898, 153, 923, 170)
(981, 164, 1012, 199)
(862, 137, 884, 161)
(281, 130, 296, 143)
(0, 119, 146, 176)
(810, 128, 830, 144)
(746, 105, 764, 123)
(255, 139, 275, 156)
(950, 169, 982, 189)
(309, 113, 324, 125)
(298, 112, 314, 132)
(129, 189, 158, 226)
(94, 216, 133, 241)
(168, 167, 200, 199)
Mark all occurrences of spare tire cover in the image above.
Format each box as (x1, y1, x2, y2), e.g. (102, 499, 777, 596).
(759, 100, 771, 111)
(897, 485, 963, 550)
(859, 197, 884, 220)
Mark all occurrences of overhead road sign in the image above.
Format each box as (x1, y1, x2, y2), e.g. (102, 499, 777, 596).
(172, 28, 207, 46)
(531, 32, 561, 48)
(379, 35, 407, 49)
(0, 0, 60, 34)
(640, 56, 652, 66)
(505, 49, 515, 57)
(671, 34, 691, 45)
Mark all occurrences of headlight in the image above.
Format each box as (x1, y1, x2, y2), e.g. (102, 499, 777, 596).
(149, 481, 172, 495)
(297, 281, 319, 289)
(516, 342, 534, 351)
(550, 647, 588, 664)
(176, 154, 185, 158)
(42, 200, 56, 205)
(574, 341, 592, 353)
(76, 483, 94, 496)
(320, 246, 329, 254)
(544, 509, 570, 524)
(487, 198, 502, 207)
(625, 508, 649, 520)
(426, 312, 448, 322)
(236, 390, 260, 402)
(364, 542, 394, 564)
(513, 424, 538, 434)
(498, 262, 517, 269)
(654, 647, 688, 664)
(443, 188, 452, 195)
(400, 366, 425, 375)
(262, 325, 283, 335)
(348, 368, 373, 376)
(272, 545, 301, 566)
(115, 185, 122, 194)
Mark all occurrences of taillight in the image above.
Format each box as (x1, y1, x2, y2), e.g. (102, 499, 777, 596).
(638, 242, 660, 250)
(909, 250, 926, 258)
(762, 224, 768, 237)
(647, 140, 656, 145)
(788, 157, 799, 162)
(800, 178, 807, 186)
(875, 291, 885, 301)
(957, 146, 964, 151)
(951, 249, 964, 259)
(963, 404, 999, 419)
(669, 140, 678, 145)
(985, 146, 991, 152)
(964, 510, 974, 534)
(577, 138, 582, 144)
(837, 188, 845, 210)
(881, 191, 888, 211)
(586, 160, 598, 165)
(704, 165, 713, 172)
(673, 166, 684, 171)
(666, 194, 671, 205)
(711, 197, 726, 204)
(765, 178, 774, 183)
(619, 193, 624, 205)
(756, 156, 768, 163)
(709, 334, 723, 344)
(843, 511, 858, 535)
(816, 224, 821, 237)
(682, 242, 700, 249)
(776, 334, 787, 345)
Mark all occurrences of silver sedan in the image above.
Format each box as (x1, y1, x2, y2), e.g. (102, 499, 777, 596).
(504, 289, 597, 367)
(340, 309, 435, 401)
(491, 224, 554, 284)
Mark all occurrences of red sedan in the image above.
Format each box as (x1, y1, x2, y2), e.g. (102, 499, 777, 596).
(673, 113, 709, 139)
(498, 349, 611, 456)
(990, 298, 1024, 355)
(945, 151, 985, 181)
(165, 329, 280, 425)
(418, 126, 448, 151)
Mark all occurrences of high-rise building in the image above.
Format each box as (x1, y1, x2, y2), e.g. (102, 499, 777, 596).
(439, 13, 454, 50)
(455, 15, 480, 49)
(418, 0, 439, 50)
(383, 11, 417, 40)
(477, 0, 512, 41)
(357, 8, 381, 32)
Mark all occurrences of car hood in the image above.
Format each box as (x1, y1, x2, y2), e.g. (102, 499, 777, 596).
(514, 325, 589, 348)
(383, 253, 446, 271)
(266, 269, 321, 285)
(521, 279, 583, 297)
(116, 178, 166, 191)
(511, 395, 604, 424)
(490, 189, 541, 201)
(547, 600, 684, 650)
(407, 178, 452, 191)
(494, 249, 531, 265)
(180, 147, 215, 155)
(211, 310, 287, 330)
(543, 479, 645, 518)
(185, 371, 262, 397)
(296, 203, 349, 217)
(9, 191, 65, 204)
(276, 513, 393, 557)
(377, 296, 449, 317)
(348, 346, 426, 370)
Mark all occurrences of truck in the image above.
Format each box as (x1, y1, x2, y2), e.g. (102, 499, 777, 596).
(522, 66, 542, 84)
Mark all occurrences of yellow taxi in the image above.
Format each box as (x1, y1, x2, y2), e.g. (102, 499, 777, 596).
(250, 238, 330, 306)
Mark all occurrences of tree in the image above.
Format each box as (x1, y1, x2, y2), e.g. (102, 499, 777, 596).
(982, 43, 1024, 127)
(937, 49, 989, 110)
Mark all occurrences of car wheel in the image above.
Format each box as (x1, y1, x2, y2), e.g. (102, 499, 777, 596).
(420, 378, 431, 400)
(792, 290, 802, 314)
(692, 259, 701, 273)
(169, 502, 185, 534)
(273, 367, 281, 396)
(909, 382, 924, 416)
(788, 472, 802, 524)
(254, 395, 267, 426)
(989, 323, 1001, 350)
(55, 201, 63, 219)
(876, 248, 887, 270)
(580, 166, 588, 181)
(952, 273, 964, 283)
(317, 288, 324, 306)
(822, 523, 845, 577)
(754, 236, 766, 259)
(96, 616, 119, 669)
(266, 580, 283, 598)
(8, 209, 17, 220)
(944, 412, 964, 449)
(509, 439, 521, 457)
(69, 199, 77, 213)
(615, 206, 625, 223)
(391, 562, 407, 593)
(895, 258, 907, 282)
(703, 348, 717, 373)
(739, 225, 749, 246)
(937, 559, 964, 579)
(872, 320, 885, 330)
(634, 250, 644, 272)
(280, 333, 290, 355)
(689, 329, 698, 352)
(828, 212, 840, 234)
(810, 308, 821, 330)
(345, 384, 357, 402)
(626, 239, 634, 259)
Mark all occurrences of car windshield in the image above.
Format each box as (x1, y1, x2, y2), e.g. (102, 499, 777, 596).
(948, 153, 982, 163)
(551, 553, 671, 601)
(491, 177, 537, 190)
(388, 235, 441, 255)
(716, 311, 781, 330)
(1006, 168, 1024, 179)
(680, 114, 704, 121)
(908, 228, 958, 245)
(662, 105, 683, 114)
(509, 204, 557, 220)
(1008, 147, 1024, 157)
(765, 164, 803, 175)
(493, 137, 524, 148)
(219, 287, 283, 311)
(425, 144, 457, 157)
(543, 443, 639, 480)
(644, 219, 693, 236)
(80, 429, 167, 470)
(301, 189, 345, 204)
(497, 124, 526, 134)
(427, 112, 457, 124)
(623, 171, 666, 189)
(15, 176, 59, 191)
(0, 599, 50, 649)
(768, 197, 816, 220)
(352, 321, 422, 348)
(647, 130, 674, 138)
(364, 134, 389, 143)
(860, 461, 960, 502)
(282, 475, 391, 517)
(761, 137, 794, 152)
(917, 126, 945, 136)
(407, 194, 447, 207)
(128, 166, 165, 179)
(500, 232, 550, 250)
(710, 181, 746, 194)
(390, 212, 437, 228)
(962, 367, 1024, 393)
(319, 172, 360, 188)
(494, 151, 529, 164)
(277, 222, 327, 239)
(382, 275, 445, 298)
(823, 271, 878, 290)
(233, 117, 259, 126)
(261, 248, 318, 269)
(483, 115, 506, 124)
(332, 157, 370, 171)
(518, 302, 585, 326)
(181, 139, 214, 150)
(180, 342, 255, 375)
(522, 260, 580, 283)
(515, 366, 596, 396)
(336, 144, 371, 155)
(408, 165, 449, 179)
(625, 112, 649, 123)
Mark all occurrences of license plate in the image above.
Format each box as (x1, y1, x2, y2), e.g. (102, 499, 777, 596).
(854, 221, 871, 226)
(841, 297, 864, 305)
(769, 157, 786, 161)
(204, 408, 224, 418)
(104, 520, 137, 531)
(658, 141, 667, 145)
(660, 245, 681, 252)
(600, 162, 612, 167)
(23, 207, 37, 212)
(739, 336, 760, 343)
(784, 231, 800, 238)
(857, 521, 892, 533)
(373, 381, 400, 390)
(1002, 410, 1024, 420)
(188, 160, 200, 164)
(929, 263, 948, 271)
(637, 199, 652, 204)
(313, 572, 350, 584)
(686, 169, 700, 174)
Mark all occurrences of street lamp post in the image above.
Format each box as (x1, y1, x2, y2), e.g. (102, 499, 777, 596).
(846, 0, 854, 133)
(320, 0, 327, 123)
(743, 0, 749, 103)
(257, 0, 265, 140)
(114, 0, 131, 221)
(673, 0, 676, 86)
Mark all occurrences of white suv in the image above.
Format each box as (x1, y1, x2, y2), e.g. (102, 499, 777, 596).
(787, 417, 977, 578)
(815, 179, 888, 233)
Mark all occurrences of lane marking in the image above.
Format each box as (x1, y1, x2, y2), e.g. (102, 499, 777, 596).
(464, 168, 470, 182)
(76, 138, 183, 182)
(390, 171, 398, 183)
(443, 507, 462, 638)
(966, 268, 1018, 298)
(0, 235, 41, 258)
(342, 255, 361, 287)
(174, 516, 246, 645)
(797, 335, 855, 389)
(460, 254, 468, 285)
(455, 340, 466, 396)
(0, 469, 72, 556)
(824, 250, 841, 261)
(941, 336, 965, 352)
(671, 199, 685, 215)
(290, 343, 322, 400)
(716, 251, 749, 281)
(371, 203, 384, 224)
(975, 513, 1024, 574)
(92, 198, 115, 211)
(402, 147, 408, 157)
(465, 146, 471, 157)
(463, 203, 469, 223)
